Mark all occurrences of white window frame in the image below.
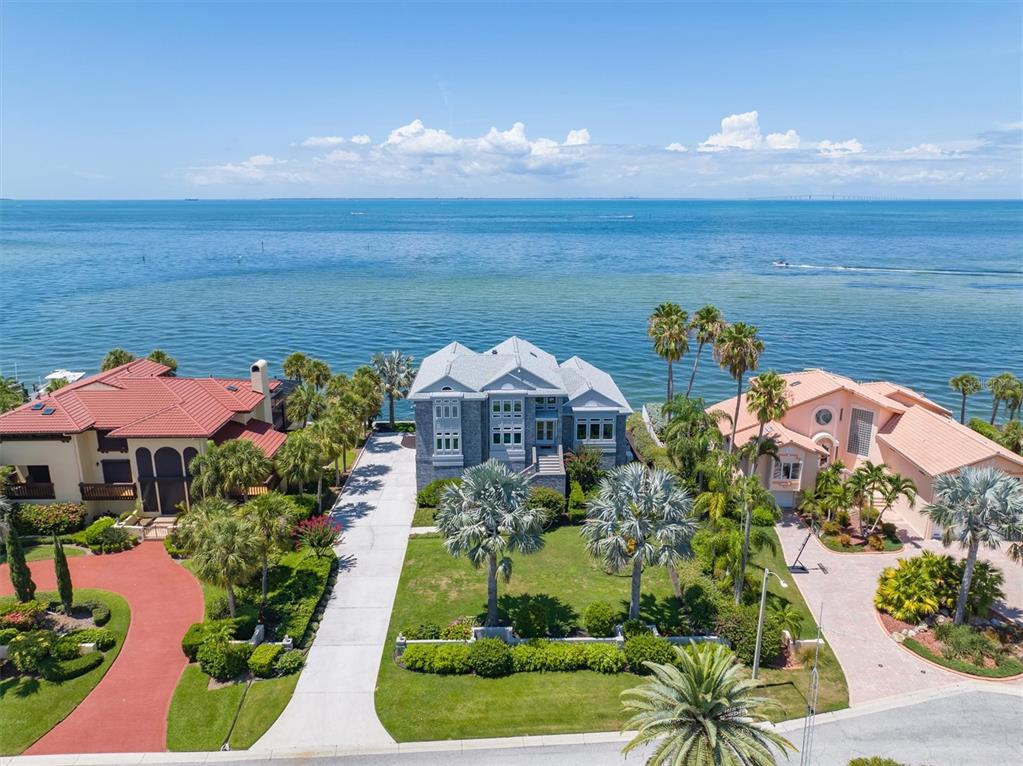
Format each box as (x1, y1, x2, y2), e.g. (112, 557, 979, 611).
(772, 458, 802, 481)
(575, 415, 616, 444)
(432, 398, 461, 456)
(490, 396, 524, 450)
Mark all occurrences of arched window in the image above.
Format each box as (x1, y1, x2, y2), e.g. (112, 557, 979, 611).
(154, 447, 187, 515)
(135, 448, 158, 512)
(183, 447, 199, 479)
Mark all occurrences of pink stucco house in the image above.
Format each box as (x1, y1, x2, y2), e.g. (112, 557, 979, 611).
(708, 369, 1023, 538)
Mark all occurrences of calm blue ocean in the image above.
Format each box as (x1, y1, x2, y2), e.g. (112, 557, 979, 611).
(1, 200, 1021, 419)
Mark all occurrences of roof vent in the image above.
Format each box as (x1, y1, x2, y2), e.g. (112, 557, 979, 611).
(42, 407, 56, 416)
(790, 381, 801, 387)
(226, 384, 239, 392)
(491, 349, 498, 354)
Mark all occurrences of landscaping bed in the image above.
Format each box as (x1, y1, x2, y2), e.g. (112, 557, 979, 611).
(880, 612, 1023, 679)
(0, 589, 130, 755)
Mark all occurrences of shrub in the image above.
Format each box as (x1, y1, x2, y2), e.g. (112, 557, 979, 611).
(273, 649, 304, 675)
(439, 615, 475, 640)
(402, 623, 441, 640)
(968, 418, 1003, 443)
(67, 627, 116, 651)
(14, 503, 88, 535)
(468, 638, 513, 677)
(674, 562, 721, 634)
(511, 642, 544, 673)
(181, 619, 237, 661)
(507, 594, 570, 638)
(91, 603, 111, 626)
(401, 643, 439, 672)
(952, 559, 1004, 618)
(751, 506, 776, 527)
(715, 602, 783, 666)
(79, 517, 116, 546)
(295, 516, 343, 557)
(623, 634, 676, 673)
(626, 413, 671, 469)
(0, 627, 18, 644)
(836, 510, 852, 528)
(528, 486, 565, 525)
(874, 557, 940, 623)
(565, 446, 604, 491)
(432, 643, 472, 674)
(583, 601, 617, 638)
(43, 651, 103, 681)
(621, 619, 651, 639)
(934, 623, 999, 664)
(881, 522, 898, 540)
(416, 478, 461, 509)
(867, 534, 885, 551)
(163, 530, 189, 558)
(89, 526, 136, 554)
(821, 520, 841, 537)
(248, 643, 284, 677)
(837, 533, 853, 548)
(513, 640, 588, 672)
(848, 759, 908, 766)
(197, 635, 252, 681)
(206, 595, 231, 621)
(585, 642, 625, 673)
(567, 481, 587, 524)
(52, 634, 83, 660)
(8, 630, 56, 673)
(0, 599, 48, 630)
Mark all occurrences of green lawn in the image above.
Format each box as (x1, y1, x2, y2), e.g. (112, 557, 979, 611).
(229, 674, 301, 749)
(0, 543, 88, 565)
(412, 505, 437, 527)
(375, 525, 849, 742)
(0, 589, 130, 755)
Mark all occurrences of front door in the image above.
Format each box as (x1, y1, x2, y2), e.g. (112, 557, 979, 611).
(535, 418, 557, 446)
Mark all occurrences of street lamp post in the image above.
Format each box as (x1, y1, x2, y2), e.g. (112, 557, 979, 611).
(752, 566, 787, 680)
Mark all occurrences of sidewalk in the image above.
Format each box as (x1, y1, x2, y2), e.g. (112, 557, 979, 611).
(253, 432, 416, 750)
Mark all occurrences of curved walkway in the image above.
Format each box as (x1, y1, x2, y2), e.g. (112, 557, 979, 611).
(255, 432, 417, 751)
(776, 512, 1023, 706)
(0, 541, 203, 754)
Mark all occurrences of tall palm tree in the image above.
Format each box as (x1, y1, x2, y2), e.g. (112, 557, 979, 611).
(286, 382, 326, 427)
(309, 417, 342, 512)
(282, 352, 310, 382)
(1005, 379, 1023, 423)
(304, 358, 332, 389)
(621, 642, 794, 766)
(848, 461, 889, 532)
(274, 429, 321, 495)
(147, 349, 178, 373)
(582, 463, 696, 620)
(922, 466, 1023, 624)
(694, 451, 739, 522)
(351, 366, 384, 431)
(987, 372, 1020, 425)
(179, 498, 260, 617)
(714, 322, 765, 453)
(371, 350, 416, 429)
(242, 492, 298, 610)
(1000, 419, 1023, 455)
(0, 376, 28, 414)
(330, 406, 363, 480)
(660, 395, 726, 485)
(685, 304, 726, 398)
(100, 347, 135, 371)
(949, 373, 982, 425)
(187, 442, 224, 500)
(219, 439, 272, 501)
(868, 473, 917, 535)
(647, 303, 689, 403)
(744, 371, 789, 479)
(435, 460, 545, 626)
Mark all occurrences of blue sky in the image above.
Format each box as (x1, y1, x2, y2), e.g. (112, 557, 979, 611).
(2, 1, 1020, 198)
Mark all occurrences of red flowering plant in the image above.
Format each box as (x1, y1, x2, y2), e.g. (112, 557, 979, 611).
(0, 599, 48, 630)
(295, 516, 343, 557)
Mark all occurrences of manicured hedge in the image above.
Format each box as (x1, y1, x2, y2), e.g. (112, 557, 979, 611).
(43, 651, 104, 681)
(416, 478, 461, 509)
(625, 413, 672, 470)
(13, 503, 88, 535)
(402, 639, 644, 676)
(248, 643, 283, 678)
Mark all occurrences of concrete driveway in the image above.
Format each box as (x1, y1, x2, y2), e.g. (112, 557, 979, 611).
(254, 432, 416, 750)
(776, 512, 1023, 705)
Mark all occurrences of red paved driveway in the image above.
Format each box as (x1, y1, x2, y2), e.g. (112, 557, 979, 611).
(0, 541, 203, 753)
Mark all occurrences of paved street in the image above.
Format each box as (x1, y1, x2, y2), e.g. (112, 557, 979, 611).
(254, 433, 416, 750)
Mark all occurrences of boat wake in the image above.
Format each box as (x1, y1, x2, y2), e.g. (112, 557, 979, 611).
(777, 263, 1023, 278)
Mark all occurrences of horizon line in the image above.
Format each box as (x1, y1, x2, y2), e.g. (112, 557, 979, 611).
(2, 196, 1022, 203)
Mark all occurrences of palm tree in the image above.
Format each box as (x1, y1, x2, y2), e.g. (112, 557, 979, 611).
(351, 366, 384, 430)
(329, 406, 362, 480)
(731, 474, 778, 602)
(660, 396, 726, 485)
(949, 373, 982, 425)
(621, 642, 794, 766)
(309, 417, 342, 512)
(219, 439, 272, 501)
(44, 377, 69, 393)
(922, 466, 1023, 624)
(770, 602, 804, 640)
(582, 463, 696, 620)
(1000, 419, 1023, 455)
(714, 322, 765, 453)
(0, 376, 28, 414)
(286, 382, 326, 427)
(744, 372, 789, 479)
(987, 372, 1020, 425)
(685, 304, 726, 398)
(693, 451, 738, 522)
(372, 350, 416, 429)
(304, 358, 332, 389)
(179, 498, 260, 617)
(848, 461, 889, 533)
(867, 473, 917, 535)
(274, 429, 321, 495)
(242, 492, 298, 610)
(1005, 380, 1023, 423)
(435, 460, 545, 626)
(282, 352, 310, 382)
(101, 347, 135, 371)
(147, 349, 178, 373)
(187, 441, 224, 500)
(647, 302, 689, 403)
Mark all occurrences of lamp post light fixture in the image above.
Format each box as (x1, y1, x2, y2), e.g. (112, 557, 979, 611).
(752, 567, 788, 680)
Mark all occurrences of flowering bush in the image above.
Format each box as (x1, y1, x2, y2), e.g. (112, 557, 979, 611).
(0, 599, 48, 630)
(295, 516, 343, 556)
(14, 503, 88, 535)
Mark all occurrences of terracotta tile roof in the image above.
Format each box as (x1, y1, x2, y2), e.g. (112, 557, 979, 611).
(859, 381, 951, 416)
(213, 419, 288, 457)
(0, 360, 281, 439)
(877, 406, 1023, 476)
(731, 421, 829, 456)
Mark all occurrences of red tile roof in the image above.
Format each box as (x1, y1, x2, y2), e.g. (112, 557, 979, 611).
(0, 359, 283, 441)
(213, 419, 288, 458)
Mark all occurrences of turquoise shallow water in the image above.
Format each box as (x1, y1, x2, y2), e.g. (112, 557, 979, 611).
(1, 199, 1020, 418)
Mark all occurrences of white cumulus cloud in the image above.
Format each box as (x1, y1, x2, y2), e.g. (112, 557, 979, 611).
(350, 134, 371, 145)
(565, 128, 591, 146)
(700, 110, 800, 151)
(301, 136, 346, 147)
(764, 129, 801, 150)
(817, 139, 864, 157)
(665, 142, 688, 153)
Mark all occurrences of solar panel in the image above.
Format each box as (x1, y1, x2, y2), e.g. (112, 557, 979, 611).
(226, 384, 239, 391)
(31, 402, 44, 410)
(42, 407, 56, 416)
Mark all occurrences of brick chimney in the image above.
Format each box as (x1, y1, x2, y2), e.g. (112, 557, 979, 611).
(250, 359, 272, 422)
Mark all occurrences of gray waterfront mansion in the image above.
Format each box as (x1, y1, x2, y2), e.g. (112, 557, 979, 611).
(409, 337, 633, 492)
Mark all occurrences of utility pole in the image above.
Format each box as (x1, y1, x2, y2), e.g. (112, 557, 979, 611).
(799, 603, 824, 766)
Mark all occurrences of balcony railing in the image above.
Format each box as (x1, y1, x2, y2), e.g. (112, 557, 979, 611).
(7, 482, 56, 500)
(80, 482, 138, 501)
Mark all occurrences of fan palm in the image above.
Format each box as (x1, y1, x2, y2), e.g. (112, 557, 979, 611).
(582, 463, 696, 620)
(1005, 380, 1023, 422)
(987, 372, 1020, 425)
(648, 302, 689, 403)
(286, 382, 326, 427)
(372, 350, 416, 429)
(435, 460, 545, 626)
(242, 491, 298, 609)
(867, 473, 916, 535)
(714, 323, 764, 453)
(218, 439, 272, 501)
(351, 366, 384, 430)
(187, 442, 223, 500)
(922, 466, 1023, 624)
(303, 358, 332, 389)
(744, 372, 790, 479)
(685, 304, 726, 398)
(275, 429, 321, 495)
(949, 373, 982, 425)
(309, 417, 342, 512)
(147, 349, 178, 373)
(621, 642, 794, 766)
(100, 347, 135, 371)
(1001, 419, 1023, 455)
(180, 498, 260, 617)
(282, 352, 310, 382)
